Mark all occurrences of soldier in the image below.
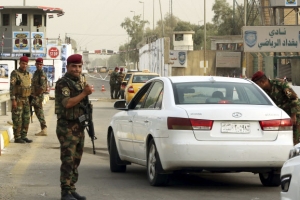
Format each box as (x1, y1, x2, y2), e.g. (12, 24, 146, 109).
(31, 58, 48, 136)
(252, 71, 300, 145)
(117, 68, 125, 99)
(10, 56, 32, 143)
(55, 54, 93, 200)
(109, 67, 118, 99)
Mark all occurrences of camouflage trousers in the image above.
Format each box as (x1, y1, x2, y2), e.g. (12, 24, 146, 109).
(56, 119, 85, 193)
(110, 83, 116, 99)
(31, 95, 47, 130)
(12, 97, 30, 140)
(292, 114, 300, 145)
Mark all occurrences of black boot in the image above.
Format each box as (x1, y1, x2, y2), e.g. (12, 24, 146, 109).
(14, 138, 26, 143)
(23, 138, 33, 143)
(61, 192, 77, 200)
(71, 191, 86, 200)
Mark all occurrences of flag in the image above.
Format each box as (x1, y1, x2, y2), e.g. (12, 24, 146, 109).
(48, 14, 53, 19)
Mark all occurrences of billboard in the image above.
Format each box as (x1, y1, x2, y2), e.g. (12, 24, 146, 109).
(216, 52, 241, 68)
(169, 50, 187, 67)
(31, 32, 45, 53)
(12, 31, 30, 52)
(243, 26, 300, 52)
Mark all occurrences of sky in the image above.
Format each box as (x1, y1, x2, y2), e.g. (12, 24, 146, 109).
(1, 0, 243, 51)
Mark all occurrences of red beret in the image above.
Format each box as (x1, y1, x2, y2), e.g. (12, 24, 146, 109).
(36, 57, 43, 63)
(252, 71, 265, 82)
(20, 56, 29, 63)
(115, 67, 119, 70)
(67, 54, 82, 65)
(120, 68, 124, 72)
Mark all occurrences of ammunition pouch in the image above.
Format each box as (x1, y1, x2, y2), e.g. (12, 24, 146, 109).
(16, 86, 31, 97)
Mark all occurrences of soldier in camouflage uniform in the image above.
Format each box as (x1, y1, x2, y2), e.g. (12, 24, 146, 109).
(252, 71, 300, 145)
(31, 58, 48, 136)
(10, 56, 33, 143)
(109, 67, 119, 99)
(117, 68, 125, 99)
(55, 54, 93, 200)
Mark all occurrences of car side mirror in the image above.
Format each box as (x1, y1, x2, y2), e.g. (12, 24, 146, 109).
(114, 100, 127, 109)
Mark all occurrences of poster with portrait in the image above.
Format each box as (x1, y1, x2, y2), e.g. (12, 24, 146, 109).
(0, 60, 16, 90)
(31, 32, 45, 53)
(12, 31, 30, 52)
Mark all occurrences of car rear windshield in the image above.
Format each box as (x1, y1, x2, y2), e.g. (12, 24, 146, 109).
(132, 75, 159, 83)
(173, 82, 272, 105)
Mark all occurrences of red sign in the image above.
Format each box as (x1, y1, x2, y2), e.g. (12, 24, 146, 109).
(48, 47, 59, 58)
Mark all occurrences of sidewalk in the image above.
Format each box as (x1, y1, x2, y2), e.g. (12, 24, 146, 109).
(0, 94, 50, 155)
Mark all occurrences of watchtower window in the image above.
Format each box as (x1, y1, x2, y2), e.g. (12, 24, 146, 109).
(175, 34, 184, 41)
(2, 14, 9, 26)
(16, 13, 27, 26)
(34, 15, 42, 27)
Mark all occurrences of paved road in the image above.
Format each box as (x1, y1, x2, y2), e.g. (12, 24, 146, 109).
(0, 76, 283, 200)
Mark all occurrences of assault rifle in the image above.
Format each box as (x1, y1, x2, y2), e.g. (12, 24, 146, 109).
(79, 96, 97, 154)
(28, 95, 34, 123)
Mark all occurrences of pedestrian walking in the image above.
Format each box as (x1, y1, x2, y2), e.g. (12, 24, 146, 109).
(252, 71, 300, 145)
(9, 56, 32, 143)
(109, 67, 119, 99)
(31, 58, 48, 136)
(55, 54, 93, 200)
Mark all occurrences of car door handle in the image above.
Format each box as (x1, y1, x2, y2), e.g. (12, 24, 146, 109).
(144, 120, 149, 123)
(128, 119, 133, 122)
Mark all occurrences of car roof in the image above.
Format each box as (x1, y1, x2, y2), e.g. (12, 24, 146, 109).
(131, 72, 160, 75)
(166, 76, 252, 84)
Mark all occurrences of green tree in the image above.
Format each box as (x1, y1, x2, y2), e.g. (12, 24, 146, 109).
(121, 15, 148, 68)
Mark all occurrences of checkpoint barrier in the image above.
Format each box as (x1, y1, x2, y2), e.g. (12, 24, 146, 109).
(0, 126, 13, 156)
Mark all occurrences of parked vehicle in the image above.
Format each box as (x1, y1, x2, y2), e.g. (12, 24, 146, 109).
(107, 76, 293, 186)
(124, 70, 159, 103)
(280, 144, 300, 200)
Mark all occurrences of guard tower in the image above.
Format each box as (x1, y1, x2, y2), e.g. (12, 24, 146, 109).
(0, 6, 64, 60)
(173, 31, 195, 51)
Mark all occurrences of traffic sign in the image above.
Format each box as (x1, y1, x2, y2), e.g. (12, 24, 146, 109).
(48, 47, 59, 58)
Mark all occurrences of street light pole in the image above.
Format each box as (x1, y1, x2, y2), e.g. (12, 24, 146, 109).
(139, 1, 144, 21)
(130, 10, 135, 17)
(153, 0, 155, 31)
(204, 0, 207, 75)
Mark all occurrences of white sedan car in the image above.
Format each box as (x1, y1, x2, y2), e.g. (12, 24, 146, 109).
(107, 76, 293, 186)
(280, 144, 300, 200)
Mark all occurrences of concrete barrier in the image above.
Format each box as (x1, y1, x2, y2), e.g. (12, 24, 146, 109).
(0, 125, 13, 155)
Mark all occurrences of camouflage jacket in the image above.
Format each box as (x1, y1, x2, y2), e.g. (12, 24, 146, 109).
(110, 71, 118, 85)
(117, 72, 125, 84)
(265, 79, 300, 115)
(10, 68, 31, 99)
(31, 69, 47, 96)
(55, 73, 85, 120)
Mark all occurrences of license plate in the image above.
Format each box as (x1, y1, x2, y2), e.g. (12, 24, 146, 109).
(221, 123, 250, 133)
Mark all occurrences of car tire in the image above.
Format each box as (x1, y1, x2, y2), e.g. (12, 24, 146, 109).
(259, 171, 280, 187)
(109, 132, 126, 173)
(147, 139, 169, 186)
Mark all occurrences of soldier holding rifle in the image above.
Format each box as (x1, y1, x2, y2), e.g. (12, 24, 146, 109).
(55, 54, 94, 200)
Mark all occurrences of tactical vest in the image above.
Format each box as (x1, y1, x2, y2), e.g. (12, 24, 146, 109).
(55, 76, 85, 120)
(14, 70, 31, 97)
(31, 71, 46, 94)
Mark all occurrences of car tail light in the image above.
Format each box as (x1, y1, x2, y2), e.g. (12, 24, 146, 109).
(167, 117, 214, 130)
(128, 86, 134, 93)
(259, 119, 292, 131)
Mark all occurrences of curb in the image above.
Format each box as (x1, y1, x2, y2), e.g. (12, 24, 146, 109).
(0, 125, 14, 155)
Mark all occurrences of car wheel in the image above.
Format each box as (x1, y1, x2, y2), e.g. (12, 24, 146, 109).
(109, 131, 126, 172)
(259, 171, 280, 187)
(147, 139, 169, 186)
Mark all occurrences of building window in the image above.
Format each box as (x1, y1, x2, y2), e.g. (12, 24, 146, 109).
(16, 14, 28, 26)
(175, 34, 184, 41)
(2, 14, 9, 26)
(34, 15, 42, 27)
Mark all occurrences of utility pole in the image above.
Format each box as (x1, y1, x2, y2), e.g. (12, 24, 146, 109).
(23, 0, 26, 6)
(153, 0, 155, 31)
(204, 0, 207, 75)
